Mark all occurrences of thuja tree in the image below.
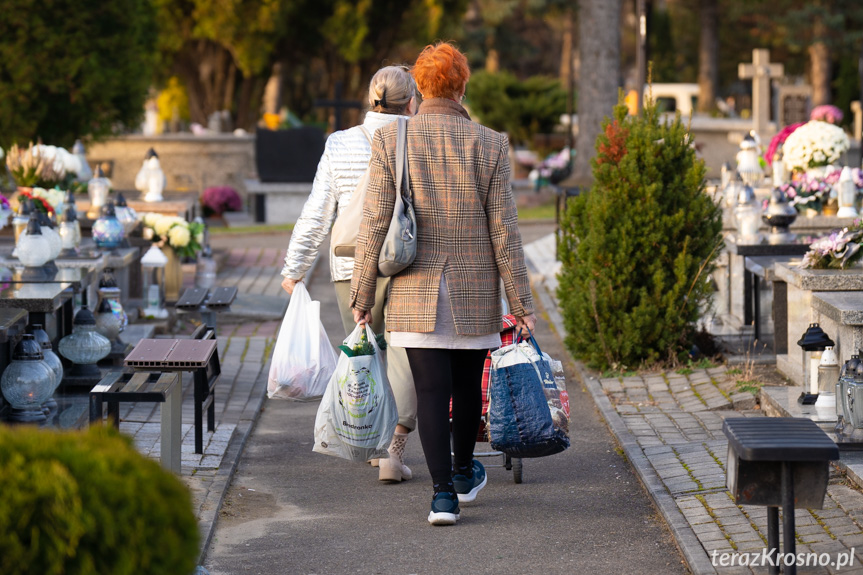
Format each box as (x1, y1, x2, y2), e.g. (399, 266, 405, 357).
(0, 0, 158, 149)
(557, 99, 722, 370)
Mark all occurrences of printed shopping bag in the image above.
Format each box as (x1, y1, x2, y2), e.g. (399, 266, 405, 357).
(313, 324, 398, 462)
(488, 332, 570, 458)
(267, 282, 337, 400)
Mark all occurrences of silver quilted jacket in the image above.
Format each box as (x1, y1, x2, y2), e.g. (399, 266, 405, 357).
(280, 112, 409, 282)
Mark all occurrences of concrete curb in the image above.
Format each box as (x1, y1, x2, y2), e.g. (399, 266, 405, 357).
(527, 266, 716, 575)
(195, 352, 270, 563)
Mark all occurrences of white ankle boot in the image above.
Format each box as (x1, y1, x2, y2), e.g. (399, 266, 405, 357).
(378, 432, 412, 482)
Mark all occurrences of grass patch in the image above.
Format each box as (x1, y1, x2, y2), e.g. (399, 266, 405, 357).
(517, 200, 556, 220)
(676, 357, 717, 375)
(601, 369, 638, 378)
(210, 223, 294, 235)
(735, 380, 762, 395)
(726, 367, 742, 375)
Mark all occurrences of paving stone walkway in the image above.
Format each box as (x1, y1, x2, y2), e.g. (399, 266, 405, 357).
(588, 368, 863, 575)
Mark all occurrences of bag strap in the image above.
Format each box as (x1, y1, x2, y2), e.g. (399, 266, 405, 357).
(395, 117, 411, 201)
(516, 326, 543, 356)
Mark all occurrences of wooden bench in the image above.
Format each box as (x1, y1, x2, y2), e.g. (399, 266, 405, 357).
(90, 371, 182, 473)
(124, 329, 221, 454)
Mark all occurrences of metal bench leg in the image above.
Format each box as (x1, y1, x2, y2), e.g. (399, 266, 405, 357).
(194, 370, 204, 454)
(89, 393, 103, 425)
(782, 461, 797, 575)
(107, 401, 120, 429)
(161, 382, 182, 473)
(767, 506, 779, 575)
(753, 274, 761, 342)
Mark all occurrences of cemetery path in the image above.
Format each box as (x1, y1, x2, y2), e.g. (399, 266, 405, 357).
(201, 223, 688, 575)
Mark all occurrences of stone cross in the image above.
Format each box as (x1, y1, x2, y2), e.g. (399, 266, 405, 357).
(313, 81, 362, 132)
(738, 49, 784, 135)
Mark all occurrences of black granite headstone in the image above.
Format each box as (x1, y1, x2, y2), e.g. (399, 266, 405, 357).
(255, 127, 326, 183)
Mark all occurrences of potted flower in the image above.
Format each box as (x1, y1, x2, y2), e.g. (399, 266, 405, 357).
(782, 120, 851, 178)
(200, 186, 242, 220)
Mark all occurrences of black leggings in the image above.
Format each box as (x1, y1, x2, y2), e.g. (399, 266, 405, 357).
(405, 348, 490, 487)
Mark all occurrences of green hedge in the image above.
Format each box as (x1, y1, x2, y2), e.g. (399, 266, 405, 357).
(0, 425, 199, 575)
(557, 97, 722, 370)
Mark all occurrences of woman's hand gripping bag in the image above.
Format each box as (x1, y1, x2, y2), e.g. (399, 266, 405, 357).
(267, 282, 337, 400)
(313, 324, 398, 462)
(488, 333, 570, 458)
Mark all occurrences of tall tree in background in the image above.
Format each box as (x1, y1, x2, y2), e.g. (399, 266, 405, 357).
(0, 0, 157, 148)
(696, 0, 718, 113)
(154, 0, 468, 130)
(154, 0, 293, 130)
(572, 0, 620, 185)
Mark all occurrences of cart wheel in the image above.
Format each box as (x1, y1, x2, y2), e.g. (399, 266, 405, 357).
(512, 457, 523, 484)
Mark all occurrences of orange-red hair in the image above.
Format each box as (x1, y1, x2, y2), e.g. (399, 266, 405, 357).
(412, 42, 471, 99)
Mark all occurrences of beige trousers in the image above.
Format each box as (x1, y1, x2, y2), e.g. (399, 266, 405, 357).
(333, 279, 417, 431)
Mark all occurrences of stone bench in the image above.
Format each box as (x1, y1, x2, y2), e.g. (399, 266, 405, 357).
(244, 179, 312, 224)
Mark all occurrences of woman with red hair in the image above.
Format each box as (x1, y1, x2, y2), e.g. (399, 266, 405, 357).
(350, 42, 536, 525)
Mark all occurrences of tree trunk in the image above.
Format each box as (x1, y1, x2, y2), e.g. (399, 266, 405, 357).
(572, 0, 621, 186)
(809, 41, 831, 106)
(696, 0, 719, 113)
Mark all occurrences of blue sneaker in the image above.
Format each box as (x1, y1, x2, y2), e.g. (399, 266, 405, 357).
(428, 491, 460, 526)
(452, 460, 487, 504)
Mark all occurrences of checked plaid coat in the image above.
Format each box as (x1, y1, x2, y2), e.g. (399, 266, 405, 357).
(350, 98, 534, 336)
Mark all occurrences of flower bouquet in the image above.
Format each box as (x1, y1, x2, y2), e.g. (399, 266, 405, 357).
(0, 193, 12, 230)
(16, 188, 58, 215)
(5, 143, 87, 189)
(140, 213, 204, 259)
(778, 168, 863, 214)
(810, 105, 844, 125)
(782, 121, 850, 173)
(801, 222, 863, 269)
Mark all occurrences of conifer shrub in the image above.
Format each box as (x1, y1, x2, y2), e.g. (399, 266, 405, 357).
(557, 97, 723, 370)
(0, 425, 199, 575)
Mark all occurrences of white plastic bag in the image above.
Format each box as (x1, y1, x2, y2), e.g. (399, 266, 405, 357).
(313, 323, 398, 462)
(267, 282, 337, 400)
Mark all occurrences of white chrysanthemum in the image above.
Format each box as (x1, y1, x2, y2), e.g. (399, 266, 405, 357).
(168, 225, 190, 248)
(783, 120, 850, 171)
(154, 216, 176, 237)
(142, 212, 161, 227)
(194, 232, 203, 244)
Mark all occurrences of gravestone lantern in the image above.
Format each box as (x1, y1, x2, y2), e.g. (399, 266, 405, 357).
(30, 323, 62, 413)
(58, 305, 111, 380)
(762, 188, 797, 244)
(12, 197, 34, 244)
(141, 244, 169, 319)
(58, 204, 81, 257)
(815, 346, 840, 409)
(0, 334, 54, 423)
(135, 148, 166, 203)
(837, 167, 858, 218)
(72, 139, 92, 182)
(733, 181, 761, 240)
(797, 323, 834, 404)
(16, 214, 55, 281)
(87, 165, 112, 219)
(736, 133, 764, 187)
(92, 201, 125, 255)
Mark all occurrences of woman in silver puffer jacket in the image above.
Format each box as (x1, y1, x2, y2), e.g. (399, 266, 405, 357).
(280, 66, 418, 482)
